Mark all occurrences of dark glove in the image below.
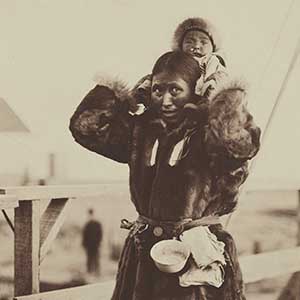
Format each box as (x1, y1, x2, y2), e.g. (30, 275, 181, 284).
(131, 74, 152, 108)
(182, 100, 209, 128)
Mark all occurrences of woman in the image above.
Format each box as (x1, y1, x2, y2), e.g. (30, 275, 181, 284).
(70, 51, 260, 300)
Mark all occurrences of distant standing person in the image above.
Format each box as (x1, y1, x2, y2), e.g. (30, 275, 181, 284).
(82, 208, 103, 275)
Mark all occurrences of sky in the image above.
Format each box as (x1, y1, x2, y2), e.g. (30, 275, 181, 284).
(0, 0, 300, 186)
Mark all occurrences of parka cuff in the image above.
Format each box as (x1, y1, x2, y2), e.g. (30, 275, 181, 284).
(205, 80, 261, 162)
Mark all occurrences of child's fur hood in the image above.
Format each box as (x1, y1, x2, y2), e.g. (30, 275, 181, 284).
(172, 17, 221, 52)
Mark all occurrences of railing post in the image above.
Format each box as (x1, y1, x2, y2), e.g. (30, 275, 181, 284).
(297, 190, 300, 246)
(277, 190, 300, 300)
(14, 200, 40, 296)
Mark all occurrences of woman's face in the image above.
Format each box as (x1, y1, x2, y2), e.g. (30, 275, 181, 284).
(151, 72, 193, 125)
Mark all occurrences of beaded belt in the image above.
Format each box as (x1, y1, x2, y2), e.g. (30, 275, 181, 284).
(121, 215, 221, 237)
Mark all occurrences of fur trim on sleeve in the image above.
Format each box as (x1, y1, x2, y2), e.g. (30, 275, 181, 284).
(209, 78, 249, 105)
(93, 73, 131, 102)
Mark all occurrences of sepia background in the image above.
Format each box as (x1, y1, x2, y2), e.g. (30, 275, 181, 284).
(1, 0, 300, 299)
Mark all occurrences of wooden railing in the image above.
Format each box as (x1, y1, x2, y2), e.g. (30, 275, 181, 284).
(0, 185, 106, 297)
(10, 247, 300, 300)
(1, 185, 300, 300)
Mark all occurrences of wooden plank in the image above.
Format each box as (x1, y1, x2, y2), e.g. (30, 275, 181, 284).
(1, 183, 300, 202)
(40, 198, 70, 262)
(0, 184, 110, 200)
(14, 200, 40, 296)
(0, 194, 18, 209)
(240, 247, 300, 283)
(245, 181, 300, 192)
(14, 281, 115, 300)
(14, 247, 300, 299)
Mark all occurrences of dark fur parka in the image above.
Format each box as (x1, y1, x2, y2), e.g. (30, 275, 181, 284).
(69, 78, 260, 300)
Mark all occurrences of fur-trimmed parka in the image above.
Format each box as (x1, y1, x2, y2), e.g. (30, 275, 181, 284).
(69, 78, 260, 300)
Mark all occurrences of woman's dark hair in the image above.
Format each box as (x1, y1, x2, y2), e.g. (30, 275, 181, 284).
(152, 51, 202, 89)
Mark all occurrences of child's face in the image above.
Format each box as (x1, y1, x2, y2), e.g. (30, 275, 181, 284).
(182, 31, 213, 57)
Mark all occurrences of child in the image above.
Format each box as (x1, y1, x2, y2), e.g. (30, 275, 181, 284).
(173, 17, 228, 98)
(131, 17, 228, 112)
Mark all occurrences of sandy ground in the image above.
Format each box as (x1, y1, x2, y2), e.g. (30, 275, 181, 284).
(0, 184, 299, 299)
